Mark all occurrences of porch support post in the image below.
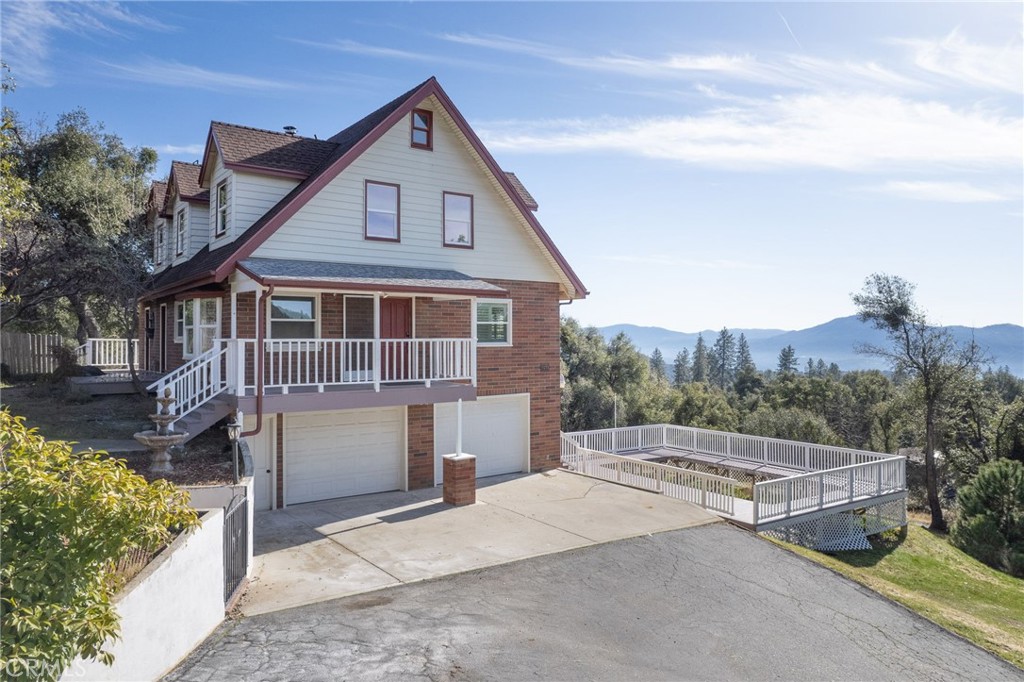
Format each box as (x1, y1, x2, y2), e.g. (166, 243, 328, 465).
(469, 297, 477, 387)
(373, 293, 381, 392)
(230, 287, 238, 339)
(456, 398, 463, 456)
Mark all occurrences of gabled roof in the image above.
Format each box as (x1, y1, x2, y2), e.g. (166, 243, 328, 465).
(167, 161, 209, 208)
(146, 77, 587, 300)
(147, 181, 167, 214)
(201, 122, 338, 184)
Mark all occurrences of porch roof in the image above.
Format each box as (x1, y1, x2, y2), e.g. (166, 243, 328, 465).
(236, 258, 508, 297)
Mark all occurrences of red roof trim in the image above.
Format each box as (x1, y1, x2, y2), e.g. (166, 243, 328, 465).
(197, 127, 220, 188)
(183, 78, 585, 299)
(213, 78, 439, 280)
(142, 273, 219, 302)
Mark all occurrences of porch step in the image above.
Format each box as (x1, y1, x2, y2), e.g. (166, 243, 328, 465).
(171, 393, 233, 444)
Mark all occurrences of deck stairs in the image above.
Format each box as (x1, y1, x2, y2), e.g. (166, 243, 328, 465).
(168, 393, 234, 444)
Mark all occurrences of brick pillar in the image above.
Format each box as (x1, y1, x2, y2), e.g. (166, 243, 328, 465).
(443, 454, 476, 506)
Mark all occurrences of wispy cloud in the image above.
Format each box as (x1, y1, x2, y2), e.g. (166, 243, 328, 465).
(100, 58, 301, 93)
(1, 2, 172, 86)
(894, 29, 1023, 94)
(156, 143, 205, 157)
(867, 180, 1014, 203)
(288, 37, 500, 71)
(599, 254, 768, 271)
(476, 93, 1021, 172)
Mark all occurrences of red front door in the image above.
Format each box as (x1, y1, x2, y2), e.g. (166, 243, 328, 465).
(380, 298, 412, 381)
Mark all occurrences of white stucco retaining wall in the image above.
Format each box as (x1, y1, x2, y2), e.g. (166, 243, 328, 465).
(182, 477, 255, 584)
(61, 509, 225, 682)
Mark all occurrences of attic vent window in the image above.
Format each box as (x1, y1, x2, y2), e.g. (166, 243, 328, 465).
(411, 109, 432, 150)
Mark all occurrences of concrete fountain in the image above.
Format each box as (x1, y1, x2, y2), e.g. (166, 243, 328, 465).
(134, 388, 188, 473)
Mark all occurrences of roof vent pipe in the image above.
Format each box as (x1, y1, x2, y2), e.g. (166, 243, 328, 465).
(283, 126, 297, 136)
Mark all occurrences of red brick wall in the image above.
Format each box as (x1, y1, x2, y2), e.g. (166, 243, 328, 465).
(407, 404, 434, 489)
(415, 299, 470, 338)
(476, 279, 562, 472)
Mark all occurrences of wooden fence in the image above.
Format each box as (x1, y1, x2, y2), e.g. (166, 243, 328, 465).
(0, 331, 68, 376)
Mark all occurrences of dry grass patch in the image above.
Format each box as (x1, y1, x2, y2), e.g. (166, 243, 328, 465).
(773, 525, 1024, 669)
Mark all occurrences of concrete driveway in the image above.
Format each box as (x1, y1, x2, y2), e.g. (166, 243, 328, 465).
(240, 470, 719, 616)
(168, 522, 1020, 681)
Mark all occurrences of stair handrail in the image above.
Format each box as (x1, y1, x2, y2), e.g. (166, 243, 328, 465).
(147, 342, 228, 418)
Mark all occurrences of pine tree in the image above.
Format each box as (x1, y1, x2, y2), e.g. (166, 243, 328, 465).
(777, 345, 798, 375)
(673, 349, 692, 387)
(649, 347, 666, 381)
(806, 358, 817, 376)
(692, 334, 710, 383)
(710, 327, 737, 390)
(736, 334, 755, 375)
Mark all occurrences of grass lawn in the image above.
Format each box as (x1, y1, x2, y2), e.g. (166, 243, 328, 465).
(774, 524, 1024, 670)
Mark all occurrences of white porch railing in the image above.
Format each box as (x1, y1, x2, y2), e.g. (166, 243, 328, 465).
(251, 337, 475, 394)
(76, 338, 140, 369)
(560, 435, 736, 514)
(147, 343, 227, 418)
(560, 424, 906, 527)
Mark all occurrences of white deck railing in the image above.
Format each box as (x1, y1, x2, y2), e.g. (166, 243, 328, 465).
(147, 343, 227, 418)
(76, 338, 139, 369)
(249, 337, 475, 394)
(560, 424, 905, 527)
(560, 435, 737, 515)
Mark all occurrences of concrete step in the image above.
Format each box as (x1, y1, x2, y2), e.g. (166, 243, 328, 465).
(171, 392, 234, 443)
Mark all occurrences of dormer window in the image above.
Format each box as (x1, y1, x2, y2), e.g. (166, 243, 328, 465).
(411, 109, 432, 150)
(175, 208, 187, 256)
(215, 181, 228, 237)
(155, 225, 165, 265)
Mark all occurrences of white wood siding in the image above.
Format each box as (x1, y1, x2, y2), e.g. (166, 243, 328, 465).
(232, 171, 297, 238)
(253, 101, 558, 283)
(208, 151, 233, 251)
(188, 199, 209, 256)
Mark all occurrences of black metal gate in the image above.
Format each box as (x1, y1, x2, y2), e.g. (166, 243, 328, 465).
(223, 495, 249, 602)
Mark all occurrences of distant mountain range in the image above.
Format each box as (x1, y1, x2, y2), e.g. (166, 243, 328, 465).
(599, 316, 1024, 376)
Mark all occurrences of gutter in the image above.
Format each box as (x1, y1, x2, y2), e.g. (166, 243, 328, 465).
(241, 282, 274, 438)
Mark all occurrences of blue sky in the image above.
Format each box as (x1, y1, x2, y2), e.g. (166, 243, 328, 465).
(2, 1, 1021, 331)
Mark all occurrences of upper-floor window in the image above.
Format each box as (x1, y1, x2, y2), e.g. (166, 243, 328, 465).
(175, 208, 187, 256)
(443, 192, 473, 248)
(215, 181, 228, 237)
(365, 181, 400, 242)
(269, 296, 316, 339)
(477, 299, 511, 346)
(411, 109, 432, 150)
(155, 225, 165, 265)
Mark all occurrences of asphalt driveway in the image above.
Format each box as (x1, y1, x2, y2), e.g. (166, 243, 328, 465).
(166, 523, 1021, 681)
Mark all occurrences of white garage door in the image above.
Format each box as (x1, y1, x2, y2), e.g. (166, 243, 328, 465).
(434, 394, 530, 483)
(285, 407, 404, 505)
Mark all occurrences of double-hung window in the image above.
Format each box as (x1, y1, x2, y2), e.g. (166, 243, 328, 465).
(365, 181, 399, 241)
(443, 192, 473, 248)
(175, 208, 187, 256)
(411, 109, 432, 150)
(174, 301, 185, 342)
(476, 299, 511, 346)
(180, 298, 220, 358)
(215, 181, 228, 237)
(270, 296, 316, 339)
(155, 226, 164, 265)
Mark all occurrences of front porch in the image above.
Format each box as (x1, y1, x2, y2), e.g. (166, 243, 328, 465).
(560, 425, 908, 550)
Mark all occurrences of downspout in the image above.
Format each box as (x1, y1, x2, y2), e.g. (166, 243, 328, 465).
(241, 282, 274, 438)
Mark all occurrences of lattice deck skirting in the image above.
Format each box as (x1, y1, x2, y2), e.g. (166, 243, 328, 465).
(759, 498, 907, 551)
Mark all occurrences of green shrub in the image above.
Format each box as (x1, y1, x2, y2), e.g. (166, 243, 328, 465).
(950, 458, 1024, 577)
(0, 410, 200, 681)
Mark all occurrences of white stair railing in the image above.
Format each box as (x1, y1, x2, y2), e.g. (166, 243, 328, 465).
(147, 342, 228, 419)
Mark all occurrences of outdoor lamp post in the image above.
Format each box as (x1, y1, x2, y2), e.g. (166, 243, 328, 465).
(227, 417, 241, 484)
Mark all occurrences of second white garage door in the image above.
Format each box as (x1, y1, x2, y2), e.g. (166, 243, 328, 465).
(434, 394, 530, 483)
(285, 407, 404, 505)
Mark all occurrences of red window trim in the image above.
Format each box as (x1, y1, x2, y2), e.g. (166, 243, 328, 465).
(411, 108, 432, 150)
(364, 180, 401, 243)
(442, 191, 474, 250)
